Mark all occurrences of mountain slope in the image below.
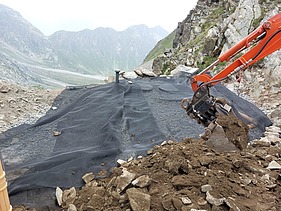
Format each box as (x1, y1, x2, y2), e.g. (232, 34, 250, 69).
(0, 4, 52, 57)
(150, 0, 281, 75)
(0, 4, 168, 87)
(49, 25, 167, 75)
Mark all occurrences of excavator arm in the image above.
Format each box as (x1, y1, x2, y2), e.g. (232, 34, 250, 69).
(181, 12, 281, 145)
(191, 12, 281, 91)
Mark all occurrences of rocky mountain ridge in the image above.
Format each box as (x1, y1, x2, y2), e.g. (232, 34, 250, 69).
(148, 0, 281, 127)
(0, 4, 168, 88)
(150, 0, 281, 74)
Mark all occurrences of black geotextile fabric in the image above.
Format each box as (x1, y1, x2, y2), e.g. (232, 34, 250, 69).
(0, 75, 272, 209)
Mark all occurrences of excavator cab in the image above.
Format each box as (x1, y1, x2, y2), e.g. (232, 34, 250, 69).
(182, 12, 281, 151)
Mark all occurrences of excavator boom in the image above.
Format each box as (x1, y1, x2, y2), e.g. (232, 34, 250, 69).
(191, 12, 281, 91)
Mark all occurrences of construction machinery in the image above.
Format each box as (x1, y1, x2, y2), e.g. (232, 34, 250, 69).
(181, 12, 281, 151)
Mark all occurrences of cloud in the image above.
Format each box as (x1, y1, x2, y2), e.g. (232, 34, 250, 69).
(0, 0, 198, 36)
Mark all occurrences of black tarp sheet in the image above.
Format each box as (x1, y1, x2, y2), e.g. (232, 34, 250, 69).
(0, 75, 271, 209)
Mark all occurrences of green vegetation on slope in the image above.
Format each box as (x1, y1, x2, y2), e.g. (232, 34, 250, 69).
(143, 30, 176, 63)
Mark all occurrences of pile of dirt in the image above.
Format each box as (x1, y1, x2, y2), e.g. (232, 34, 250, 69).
(14, 134, 281, 211)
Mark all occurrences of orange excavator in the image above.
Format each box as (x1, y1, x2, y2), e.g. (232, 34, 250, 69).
(181, 12, 281, 149)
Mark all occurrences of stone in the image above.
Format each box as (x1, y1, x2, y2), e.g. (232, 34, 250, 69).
(201, 184, 213, 193)
(134, 69, 143, 76)
(172, 197, 183, 210)
(117, 159, 127, 166)
(170, 65, 197, 76)
(261, 174, 270, 182)
(116, 168, 136, 193)
(206, 191, 226, 206)
(82, 172, 95, 184)
(181, 196, 192, 205)
(52, 130, 62, 136)
(251, 140, 271, 147)
(161, 198, 174, 210)
(197, 197, 207, 206)
(67, 204, 77, 211)
(147, 149, 154, 155)
(225, 197, 240, 211)
(141, 69, 157, 77)
(126, 188, 151, 211)
(56, 187, 63, 206)
(267, 161, 281, 170)
(132, 175, 151, 188)
(106, 176, 117, 189)
(122, 71, 138, 80)
(62, 187, 77, 207)
(190, 210, 207, 211)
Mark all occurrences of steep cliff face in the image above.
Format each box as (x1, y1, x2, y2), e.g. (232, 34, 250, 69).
(150, 0, 281, 126)
(151, 0, 281, 75)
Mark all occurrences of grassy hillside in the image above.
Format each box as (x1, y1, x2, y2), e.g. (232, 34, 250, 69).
(143, 30, 176, 63)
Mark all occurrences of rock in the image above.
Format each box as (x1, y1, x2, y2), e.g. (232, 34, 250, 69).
(225, 197, 240, 211)
(201, 184, 212, 193)
(232, 159, 243, 168)
(134, 69, 143, 77)
(267, 160, 281, 170)
(251, 140, 271, 147)
(82, 172, 95, 184)
(127, 156, 134, 162)
(172, 197, 183, 210)
(222, 0, 260, 53)
(62, 187, 76, 207)
(172, 175, 203, 187)
(52, 130, 62, 136)
(181, 196, 192, 205)
(116, 168, 136, 193)
(67, 204, 77, 211)
(261, 174, 270, 182)
(107, 75, 115, 83)
(51, 106, 58, 110)
(197, 197, 207, 206)
(122, 72, 138, 80)
(190, 210, 207, 211)
(56, 187, 63, 206)
(132, 175, 151, 188)
(266, 126, 281, 134)
(135, 67, 157, 77)
(198, 156, 212, 166)
(203, 26, 219, 55)
(147, 149, 154, 155)
(126, 188, 151, 211)
(161, 198, 174, 210)
(141, 69, 157, 77)
(206, 191, 226, 206)
(266, 184, 277, 189)
(170, 65, 198, 76)
(117, 159, 127, 166)
(0, 85, 10, 93)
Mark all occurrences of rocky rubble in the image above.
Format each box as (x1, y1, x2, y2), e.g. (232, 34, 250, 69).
(0, 80, 62, 133)
(51, 131, 281, 211)
(151, 0, 281, 76)
(226, 64, 281, 128)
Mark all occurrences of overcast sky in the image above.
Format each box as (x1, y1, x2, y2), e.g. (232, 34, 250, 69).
(0, 0, 198, 36)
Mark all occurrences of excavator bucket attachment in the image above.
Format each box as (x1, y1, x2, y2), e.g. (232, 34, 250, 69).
(181, 85, 249, 152)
